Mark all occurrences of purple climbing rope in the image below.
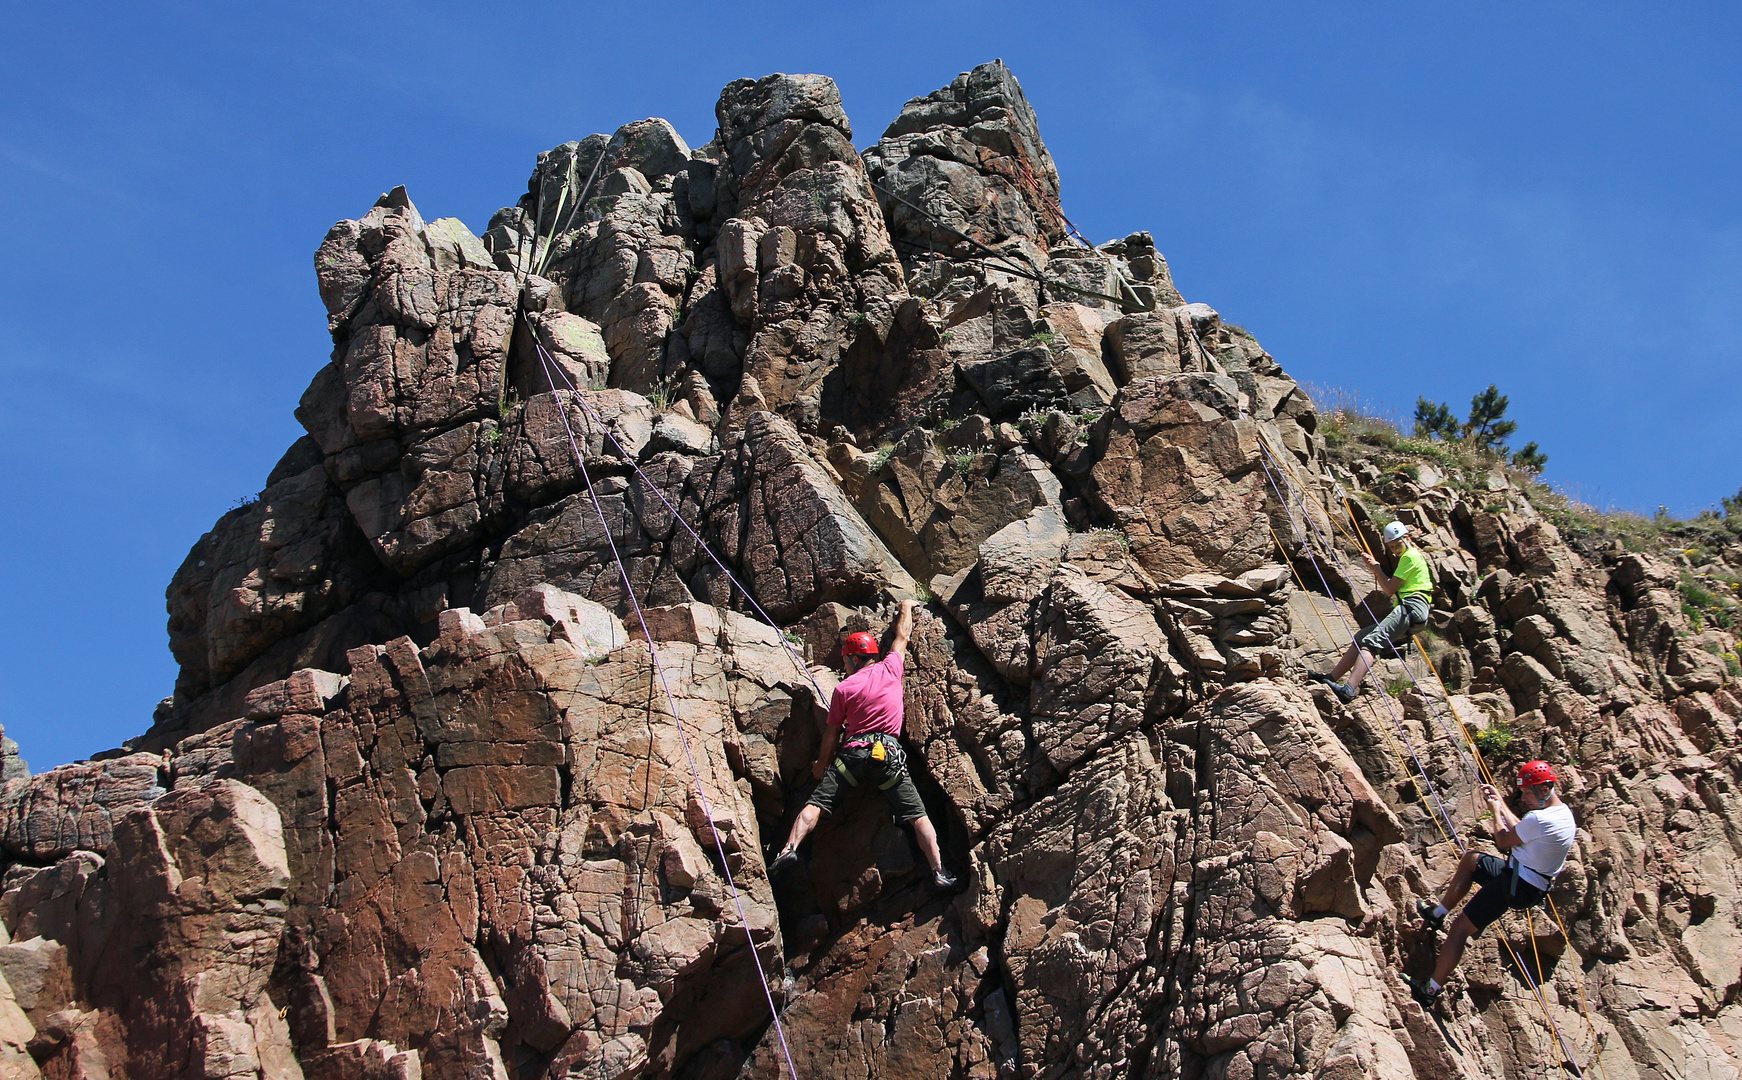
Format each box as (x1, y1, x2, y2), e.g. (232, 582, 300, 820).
(529, 344, 800, 1078)
(528, 337, 830, 708)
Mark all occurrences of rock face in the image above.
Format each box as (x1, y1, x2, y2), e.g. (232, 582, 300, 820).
(6, 60, 1742, 1080)
(865, 61, 1064, 296)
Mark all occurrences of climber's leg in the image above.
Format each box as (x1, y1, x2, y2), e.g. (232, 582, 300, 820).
(1431, 912, 1478, 987)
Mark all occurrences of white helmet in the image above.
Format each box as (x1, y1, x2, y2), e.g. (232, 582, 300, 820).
(1382, 521, 1410, 544)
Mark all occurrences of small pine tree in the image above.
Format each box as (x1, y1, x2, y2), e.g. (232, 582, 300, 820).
(1722, 487, 1742, 535)
(1461, 384, 1518, 452)
(1510, 442, 1548, 472)
(1413, 397, 1459, 440)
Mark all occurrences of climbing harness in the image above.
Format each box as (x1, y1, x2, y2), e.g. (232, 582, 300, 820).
(1509, 855, 1555, 900)
(833, 734, 907, 791)
(525, 334, 802, 1078)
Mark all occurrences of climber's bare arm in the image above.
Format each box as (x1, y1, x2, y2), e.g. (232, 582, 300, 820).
(811, 724, 841, 780)
(890, 598, 919, 659)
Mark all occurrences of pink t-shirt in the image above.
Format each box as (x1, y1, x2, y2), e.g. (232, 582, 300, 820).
(828, 653, 906, 740)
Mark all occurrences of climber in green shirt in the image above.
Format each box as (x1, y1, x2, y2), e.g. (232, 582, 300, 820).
(1313, 520, 1433, 703)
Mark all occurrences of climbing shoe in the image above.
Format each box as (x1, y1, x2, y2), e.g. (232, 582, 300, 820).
(1309, 672, 1358, 703)
(1416, 899, 1446, 933)
(933, 869, 960, 892)
(770, 847, 801, 875)
(1403, 974, 1441, 1011)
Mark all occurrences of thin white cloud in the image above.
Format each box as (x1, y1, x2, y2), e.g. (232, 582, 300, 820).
(0, 139, 133, 202)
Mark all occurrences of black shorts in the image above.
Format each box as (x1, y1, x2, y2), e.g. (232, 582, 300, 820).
(1464, 853, 1546, 932)
(806, 737, 928, 823)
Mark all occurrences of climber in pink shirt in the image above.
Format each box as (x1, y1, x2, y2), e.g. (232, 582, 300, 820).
(770, 599, 956, 890)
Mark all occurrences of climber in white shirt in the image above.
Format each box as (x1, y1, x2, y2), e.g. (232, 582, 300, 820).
(1406, 759, 1577, 1009)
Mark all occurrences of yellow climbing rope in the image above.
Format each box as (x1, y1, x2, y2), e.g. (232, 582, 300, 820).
(1329, 482, 1610, 1080)
(1254, 434, 1585, 1074)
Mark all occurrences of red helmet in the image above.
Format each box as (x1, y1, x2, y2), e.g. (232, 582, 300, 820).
(1518, 760, 1557, 787)
(842, 632, 880, 657)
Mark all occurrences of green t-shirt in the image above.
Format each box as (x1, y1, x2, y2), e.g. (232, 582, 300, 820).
(1393, 545, 1433, 600)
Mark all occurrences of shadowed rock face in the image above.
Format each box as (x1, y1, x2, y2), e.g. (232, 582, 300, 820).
(5, 60, 1742, 1080)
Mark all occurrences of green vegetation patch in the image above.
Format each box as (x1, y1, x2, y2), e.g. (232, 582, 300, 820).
(1473, 721, 1516, 759)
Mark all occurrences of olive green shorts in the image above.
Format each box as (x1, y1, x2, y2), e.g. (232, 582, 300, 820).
(807, 739, 929, 823)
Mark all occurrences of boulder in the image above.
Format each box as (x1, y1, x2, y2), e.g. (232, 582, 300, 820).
(1038, 302, 1118, 407)
(1082, 373, 1271, 580)
(505, 584, 629, 659)
(166, 454, 376, 701)
(1106, 308, 1184, 382)
(522, 310, 612, 393)
(958, 346, 1072, 419)
(0, 726, 24, 784)
(707, 73, 906, 422)
(978, 506, 1071, 604)
(602, 118, 692, 181)
(682, 412, 914, 619)
(865, 59, 1064, 280)
(854, 428, 1063, 584)
(1029, 569, 1186, 773)
(0, 755, 165, 861)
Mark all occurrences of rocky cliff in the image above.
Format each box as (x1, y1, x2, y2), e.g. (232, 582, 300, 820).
(3, 61, 1740, 1080)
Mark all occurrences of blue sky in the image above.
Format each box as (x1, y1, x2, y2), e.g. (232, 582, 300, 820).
(3, 1, 1738, 768)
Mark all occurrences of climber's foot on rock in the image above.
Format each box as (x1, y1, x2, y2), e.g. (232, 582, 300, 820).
(1404, 973, 1442, 1011)
(1309, 671, 1358, 703)
(932, 868, 960, 892)
(770, 847, 800, 875)
(1416, 899, 1446, 932)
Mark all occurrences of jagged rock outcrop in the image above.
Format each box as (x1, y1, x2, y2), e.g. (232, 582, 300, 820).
(5, 60, 1741, 1080)
(865, 61, 1062, 295)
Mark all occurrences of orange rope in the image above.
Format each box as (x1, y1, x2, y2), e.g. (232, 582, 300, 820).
(1259, 437, 1584, 1072)
(1324, 451, 1608, 1079)
(1548, 896, 1614, 1080)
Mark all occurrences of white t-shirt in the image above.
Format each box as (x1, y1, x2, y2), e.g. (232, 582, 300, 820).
(1511, 803, 1576, 889)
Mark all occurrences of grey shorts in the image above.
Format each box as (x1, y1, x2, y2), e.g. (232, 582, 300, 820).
(1356, 594, 1430, 655)
(807, 737, 929, 823)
